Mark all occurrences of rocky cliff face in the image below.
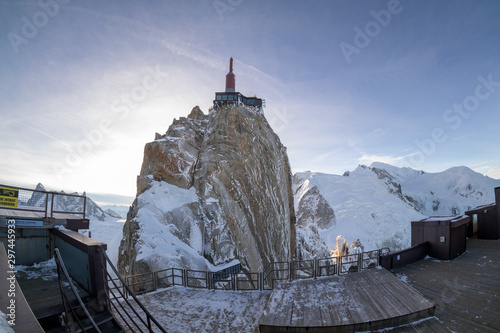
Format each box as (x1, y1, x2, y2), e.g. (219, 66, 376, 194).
(292, 175, 335, 259)
(119, 106, 296, 277)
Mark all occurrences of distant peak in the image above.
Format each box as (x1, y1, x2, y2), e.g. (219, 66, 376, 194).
(187, 106, 206, 120)
(35, 183, 46, 191)
(444, 165, 474, 174)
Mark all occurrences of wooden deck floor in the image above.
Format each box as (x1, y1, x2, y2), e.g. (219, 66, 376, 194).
(259, 268, 435, 332)
(393, 238, 500, 332)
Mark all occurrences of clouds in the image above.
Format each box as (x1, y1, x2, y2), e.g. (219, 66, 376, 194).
(1, 0, 499, 201)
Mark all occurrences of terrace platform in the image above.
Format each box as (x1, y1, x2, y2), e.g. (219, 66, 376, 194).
(259, 268, 435, 332)
(394, 238, 500, 332)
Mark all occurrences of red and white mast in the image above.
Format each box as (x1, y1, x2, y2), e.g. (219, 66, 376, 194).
(225, 57, 235, 92)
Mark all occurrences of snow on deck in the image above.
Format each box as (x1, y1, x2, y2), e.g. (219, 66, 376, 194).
(117, 286, 271, 333)
(259, 268, 435, 331)
(394, 238, 500, 332)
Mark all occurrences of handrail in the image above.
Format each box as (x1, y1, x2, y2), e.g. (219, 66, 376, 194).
(98, 245, 167, 333)
(0, 183, 87, 219)
(54, 248, 101, 332)
(116, 247, 392, 294)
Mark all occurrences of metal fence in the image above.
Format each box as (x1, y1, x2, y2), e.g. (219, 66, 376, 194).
(0, 184, 87, 219)
(114, 248, 390, 295)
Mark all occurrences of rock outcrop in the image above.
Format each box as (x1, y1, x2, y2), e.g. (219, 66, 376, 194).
(119, 106, 296, 277)
(292, 174, 335, 259)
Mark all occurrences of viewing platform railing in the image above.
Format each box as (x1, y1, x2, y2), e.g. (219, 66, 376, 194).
(0, 183, 87, 219)
(113, 248, 390, 296)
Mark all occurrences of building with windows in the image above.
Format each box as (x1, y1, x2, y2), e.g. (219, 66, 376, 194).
(213, 57, 265, 109)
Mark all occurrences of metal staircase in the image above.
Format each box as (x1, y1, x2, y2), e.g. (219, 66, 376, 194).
(99, 246, 167, 333)
(49, 248, 124, 333)
(49, 246, 166, 333)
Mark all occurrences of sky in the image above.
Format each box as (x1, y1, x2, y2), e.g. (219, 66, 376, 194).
(1, 0, 499, 205)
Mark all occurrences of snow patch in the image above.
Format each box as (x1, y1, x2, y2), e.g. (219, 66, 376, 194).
(0, 311, 14, 333)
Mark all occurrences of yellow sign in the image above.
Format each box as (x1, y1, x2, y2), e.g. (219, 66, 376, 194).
(0, 186, 19, 208)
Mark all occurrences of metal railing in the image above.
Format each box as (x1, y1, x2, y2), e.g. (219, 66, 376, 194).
(118, 248, 390, 294)
(262, 261, 290, 290)
(186, 270, 209, 289)
(54, 248, 102, 332)
(157, 267, 185, 289)
(316, 256, 338, 277)
(99, 246, 167, 333)
(339, 253, 361, 274)
(236, 272, 260, 291)
(0, 183, 87, 219)
(291, 259, 315, 280)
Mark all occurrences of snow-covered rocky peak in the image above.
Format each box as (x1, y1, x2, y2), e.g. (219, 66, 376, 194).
(368, 163, 500, 216)
(29, 183, 109, 221)
(293, 163, 499, 253)
(138, 106, 208, 194)
(119, 105, 296, 277)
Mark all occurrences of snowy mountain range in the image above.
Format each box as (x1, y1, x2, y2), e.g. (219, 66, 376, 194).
(30, 183, 120, 221)
(294, 162, 500, 255)
(34, 157, 498, 273)
(35, 156, 498, 266)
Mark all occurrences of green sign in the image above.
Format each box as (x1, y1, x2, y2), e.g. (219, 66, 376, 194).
(0, 186, 19, 208)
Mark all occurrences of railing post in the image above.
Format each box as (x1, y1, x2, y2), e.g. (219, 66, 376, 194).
(44, 192, 49, 219)
(50, 192, 55, 219)
(99, 246, 111, 313)
(83, 195, 87, 219)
